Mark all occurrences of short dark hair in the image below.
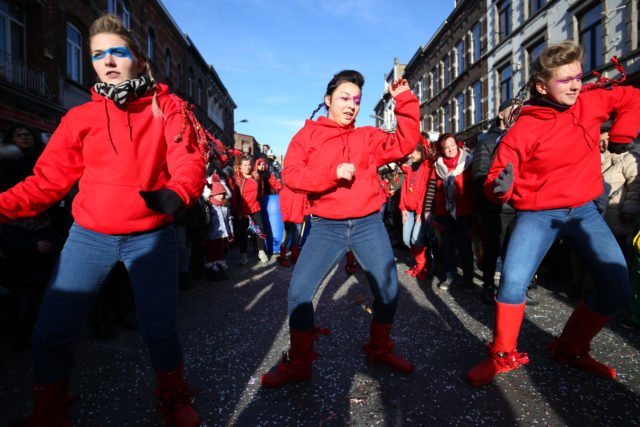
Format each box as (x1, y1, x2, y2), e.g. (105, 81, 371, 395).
(310, 70, 365, 119)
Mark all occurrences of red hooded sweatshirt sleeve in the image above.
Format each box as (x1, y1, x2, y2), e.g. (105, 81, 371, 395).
(0, 83, 205, 234)
(485, 85, 640, 210)
(282, 90, 419, 219)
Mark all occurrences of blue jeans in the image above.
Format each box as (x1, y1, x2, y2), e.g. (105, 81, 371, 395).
(288, 212, 398, 330)
(497, 203, 631, 315)
(32, 223, 182, 383)
(435, 215, 475, 281)
(282, 222, 302, 248)
(402, 211, 428, 247)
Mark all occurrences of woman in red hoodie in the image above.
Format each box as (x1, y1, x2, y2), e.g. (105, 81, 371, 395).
(432, 133, 476, 290)
(233, 156, 268, 264)
(399, 140, 433, 280)
(467, 42, 640, 387)
(260, 70, 420, 388)
(0, 15, 203, 426)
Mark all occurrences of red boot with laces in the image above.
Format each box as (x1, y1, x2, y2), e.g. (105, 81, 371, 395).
(363, 321, 414, 373)
(155, 364, 200, 427)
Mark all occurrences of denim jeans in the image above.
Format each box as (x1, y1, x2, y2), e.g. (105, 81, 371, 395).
(282, 222, 302, 248)
(32, 223, 182, 383)
(288, 212, 398, 330)
(434, 215, 475, 281)
(402, 211, 428, 248)
(497, 203, 631, 315)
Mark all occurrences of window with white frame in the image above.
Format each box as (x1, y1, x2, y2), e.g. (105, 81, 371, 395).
(432, 66, 439, 95)
(471, 23, 481, 63)
(66, 22, 82, 83)
(147, 28, 155, 61)
(443, 102, 450, 133)
(456, 93, 465, 132)
(526, 37, 546, 79)
(443, 54, 450, 87)
(108, 0, 130, 29)
(579, 3, 603, 72)
(497, 0, 512, 41)
(499, 63, 513, 105)
(456, 40, 465, 76)
(472, 80, 482, 125)
(420, 76, 427, 102)
(529, 0, 546, 16)
(0, 1, 25, 62)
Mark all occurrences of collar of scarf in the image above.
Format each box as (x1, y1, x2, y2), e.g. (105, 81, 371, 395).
(435, 149, 472, 219)
(93, 75, 156, 109)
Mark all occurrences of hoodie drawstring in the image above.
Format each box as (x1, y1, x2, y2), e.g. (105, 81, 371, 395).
(104, 102, 119, 155)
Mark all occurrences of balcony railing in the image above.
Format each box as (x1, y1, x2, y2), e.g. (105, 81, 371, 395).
(0, 50, 48, 98)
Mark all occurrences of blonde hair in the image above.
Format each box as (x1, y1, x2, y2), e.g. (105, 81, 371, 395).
(529, 41, 583, 98)
(89, 14, 163, 118)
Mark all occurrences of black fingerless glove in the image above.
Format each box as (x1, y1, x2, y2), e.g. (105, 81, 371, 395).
(493, 163, 514, 195)
(607, 142, 630, 154)
(139, 189, 184, 216)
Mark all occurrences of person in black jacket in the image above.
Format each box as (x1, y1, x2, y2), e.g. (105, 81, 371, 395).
(471, 100, 517, 305)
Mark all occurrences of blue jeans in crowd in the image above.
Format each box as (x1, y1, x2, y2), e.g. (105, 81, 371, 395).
(32, 222, 182, 383)
(288, 212, 398, 330)
(497, 203, 631, 315)
(402, 211, 428, 248)
(434, 214, 475, 281)
(282, 222, 302, 248)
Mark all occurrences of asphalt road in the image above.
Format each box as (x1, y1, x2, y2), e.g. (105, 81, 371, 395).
(1, 247, 639, 427)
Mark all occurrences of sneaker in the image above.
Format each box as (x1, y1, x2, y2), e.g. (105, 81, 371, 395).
(258, 250, 269, 263)
(438, 277, 453, 290)
(238, 253, 248, 265)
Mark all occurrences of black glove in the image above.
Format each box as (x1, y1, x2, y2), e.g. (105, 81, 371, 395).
(607, 142, 630, 154)
(493, 163, 513, 195)
(139, 189, 184, 216)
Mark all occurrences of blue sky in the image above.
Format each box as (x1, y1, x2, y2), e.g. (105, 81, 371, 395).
(161, 0, 454, 156)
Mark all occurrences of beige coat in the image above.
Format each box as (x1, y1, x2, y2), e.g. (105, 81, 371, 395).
(602, 150, 640, 236)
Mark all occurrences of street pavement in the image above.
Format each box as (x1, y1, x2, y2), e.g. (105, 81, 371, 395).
(1, 247, 639, 427)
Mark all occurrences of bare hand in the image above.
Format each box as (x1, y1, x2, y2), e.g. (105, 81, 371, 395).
(423, 212, 432, 223)
(336, 163, 356, 181)
(402, 210, 408, 224)
(389, 78, 410, 97)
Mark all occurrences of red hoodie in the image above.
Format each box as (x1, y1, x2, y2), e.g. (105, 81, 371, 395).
(282, 90, 420, 219)
(279, 185, 309, 223)
(486, 86, 640, 210)
(399, 160, 432, 215)
(0, 83, 205, 234)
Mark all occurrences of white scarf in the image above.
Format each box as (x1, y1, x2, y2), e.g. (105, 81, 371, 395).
(435, 149, 472, 219)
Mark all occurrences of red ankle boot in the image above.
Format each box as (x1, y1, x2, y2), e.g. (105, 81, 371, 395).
(412, 246, 429, 280)
(405, 247, 419, 276)
(345, 251, 358, 275)
(261, 327, 329, 388)
(155, 364, 200, 427)
(549, 303, 616, 379)
(277, 244, 290, 267)
(290, 245, 300, 264)
(467, 300, 529, 386)
(362, 321, 414, 373)
(17, 382, 77, 427)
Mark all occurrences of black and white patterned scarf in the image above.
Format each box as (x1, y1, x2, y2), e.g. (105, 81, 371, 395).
(93, 75, 156, 109)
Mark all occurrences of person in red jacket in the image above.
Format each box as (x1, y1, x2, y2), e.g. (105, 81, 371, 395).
(233, 156, 268, 264)
(432, 133, 476, 290)
(0, 15, 203, 426)
(277, 184, 308, 267)
(467, 41, 640, 387)
(399, 140, 433, 280)
(260, 70, 420, 388)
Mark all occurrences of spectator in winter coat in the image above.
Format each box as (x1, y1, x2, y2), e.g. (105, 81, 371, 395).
(399, 140, 433, 280)
(471, 100, 517, 305)
(467, 41, 640, 387)
(233, 156, 268, 264)
(0, 14, 204, 425)
(256, 158, 283, 195)
(433, 133, 476, 290)
(261, 70, 420, 388)
(204, 177, 233, 281)
(600, 132, 640, 260)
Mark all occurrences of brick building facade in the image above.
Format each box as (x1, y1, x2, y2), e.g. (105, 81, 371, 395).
(0, 0, 236, 146)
